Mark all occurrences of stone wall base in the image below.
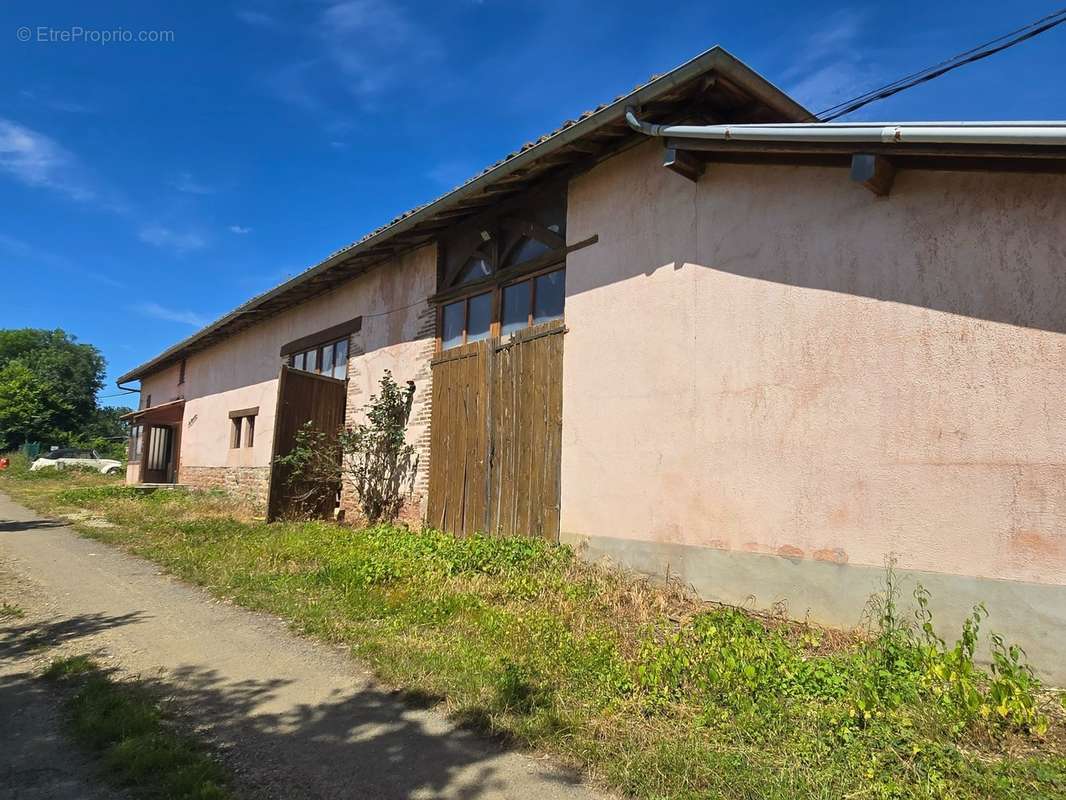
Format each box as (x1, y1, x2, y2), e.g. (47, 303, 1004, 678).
(339, 487, 425, 529)
(179, 465, 271, 515)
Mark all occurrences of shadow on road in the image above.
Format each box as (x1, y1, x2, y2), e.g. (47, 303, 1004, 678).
(145, 664, 585, 800)
(0, 519, 68, 533)
(0, 611, 148, 660)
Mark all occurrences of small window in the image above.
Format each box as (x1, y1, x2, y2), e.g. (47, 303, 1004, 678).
(178, 359, 186, 385)
(321, 342, 335, 377)
(466, 293, 492, 343)
(128, 425, 142, 461)
(502, 236, 551, 269)
(455, 254, 493, 285)
(332, 338, 348, 380)
(533, 269, 565, 324)
(501, 280, 531, 336)
(442, 301, 465, 349)
(245, 416, 255, 448)
(231, 417, 243, 449)
(289, 336, 348, 379)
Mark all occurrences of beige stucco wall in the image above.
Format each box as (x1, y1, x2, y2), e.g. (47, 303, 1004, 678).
(133, 245, 437, 500)
(562, 141, 1066, 589)
(138, 362, 183, 408)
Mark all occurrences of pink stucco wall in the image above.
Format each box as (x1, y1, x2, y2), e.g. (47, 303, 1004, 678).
(562, 141, 1066, 587)
(133, 244, 436, 486)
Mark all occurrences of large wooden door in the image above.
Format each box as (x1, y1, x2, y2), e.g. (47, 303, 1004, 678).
(267, 366, 347, 521)
(427, 320, 564, 541)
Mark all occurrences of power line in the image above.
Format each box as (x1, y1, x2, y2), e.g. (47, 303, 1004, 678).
(817, 8, 1066, 121)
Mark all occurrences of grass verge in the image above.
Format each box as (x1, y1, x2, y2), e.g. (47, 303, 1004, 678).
(43, 654, 232, 800)
(3, 457, 1065, 800)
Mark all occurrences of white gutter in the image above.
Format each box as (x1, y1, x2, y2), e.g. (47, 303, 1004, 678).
(625, 108, 1066, 146)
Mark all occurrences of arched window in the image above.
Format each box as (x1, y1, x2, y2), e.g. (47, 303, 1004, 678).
(454, 250, 493, 285)
(437, 191, 568, 350)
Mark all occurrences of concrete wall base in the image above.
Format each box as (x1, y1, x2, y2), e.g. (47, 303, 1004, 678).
(563, 532, 1066, 686)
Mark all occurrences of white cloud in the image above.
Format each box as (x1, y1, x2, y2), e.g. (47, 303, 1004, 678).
(20, 89, 92, 114)
(781, 10, 882, 117)
(133, 302, 210, 328)
(138, 224, 207, 252)
(228, 224, 252, 234)
(260, 1, 441, 111)
(171, 171, 215, 195)
(235, 8, 278, 27)
(0, 231, 125, 287)
(0, 118, 95, 201)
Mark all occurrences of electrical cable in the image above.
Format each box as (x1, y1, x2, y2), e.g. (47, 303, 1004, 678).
(817, 8, 1066, 121)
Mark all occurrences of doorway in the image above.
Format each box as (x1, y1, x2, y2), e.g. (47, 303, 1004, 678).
(142, 425, 175, 483)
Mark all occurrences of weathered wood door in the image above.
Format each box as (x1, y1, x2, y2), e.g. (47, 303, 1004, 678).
(427, 320, 564, 540)
(267, 365, 347, 521)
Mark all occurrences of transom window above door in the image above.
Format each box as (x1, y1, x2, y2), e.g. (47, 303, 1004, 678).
(437, 188, 567, 351)
(440, 267, 565, 349)
(290, 336, 348, 380)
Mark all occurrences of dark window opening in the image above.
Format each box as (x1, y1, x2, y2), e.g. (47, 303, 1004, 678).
(289, 336, 349, 380)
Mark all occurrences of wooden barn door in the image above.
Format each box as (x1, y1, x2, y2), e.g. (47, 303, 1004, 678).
(267, 366, 347, 521)
(427, 320, 564, 541)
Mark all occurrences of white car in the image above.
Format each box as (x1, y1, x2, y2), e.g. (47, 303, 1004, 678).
(30, 448, 124, 475)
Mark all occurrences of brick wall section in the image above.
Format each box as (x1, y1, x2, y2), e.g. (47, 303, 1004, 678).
(179, 465, 270, 516)
(339, 303, 436, 527)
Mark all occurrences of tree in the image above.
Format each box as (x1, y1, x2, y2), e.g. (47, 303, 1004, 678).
(0, 361, 55, 450)
(0, 328, 107, 449)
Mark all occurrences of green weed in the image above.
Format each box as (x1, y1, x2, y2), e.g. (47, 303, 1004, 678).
(44, 656, 232, 800)
(7, 471, 1066, 800)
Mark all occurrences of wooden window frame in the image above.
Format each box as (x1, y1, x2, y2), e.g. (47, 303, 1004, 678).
(286, 336, 350, 380)
(228, 407, 259, 449)
(436, 262, 566, 351)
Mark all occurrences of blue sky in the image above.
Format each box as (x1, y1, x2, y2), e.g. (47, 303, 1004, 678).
(2, 1, 1064, 407)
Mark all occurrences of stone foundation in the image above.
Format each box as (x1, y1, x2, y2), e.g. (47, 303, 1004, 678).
(179, 465, 271, 515)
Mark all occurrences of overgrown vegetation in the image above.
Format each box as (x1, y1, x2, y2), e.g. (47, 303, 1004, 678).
(275, 371, 416, 522)
(43, 655, 232, 799)
(4, 468, 1065, 799)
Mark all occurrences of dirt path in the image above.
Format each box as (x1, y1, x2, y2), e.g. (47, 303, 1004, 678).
(0, 491, 610, 800)
(0, 566, 128, 800)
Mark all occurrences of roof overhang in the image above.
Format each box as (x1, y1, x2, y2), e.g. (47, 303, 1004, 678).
(117, 46, 811, 385)
(120, 399, 186, 424)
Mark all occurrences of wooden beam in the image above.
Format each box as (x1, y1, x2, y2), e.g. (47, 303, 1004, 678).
(663, 147, 704, 182)
(851, 154, 895, 196)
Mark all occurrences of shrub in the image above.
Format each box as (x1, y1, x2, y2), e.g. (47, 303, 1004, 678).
(275, 371, 416, 523)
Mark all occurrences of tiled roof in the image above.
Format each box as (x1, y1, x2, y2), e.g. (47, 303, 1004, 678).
(118, 46, 809, 384)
